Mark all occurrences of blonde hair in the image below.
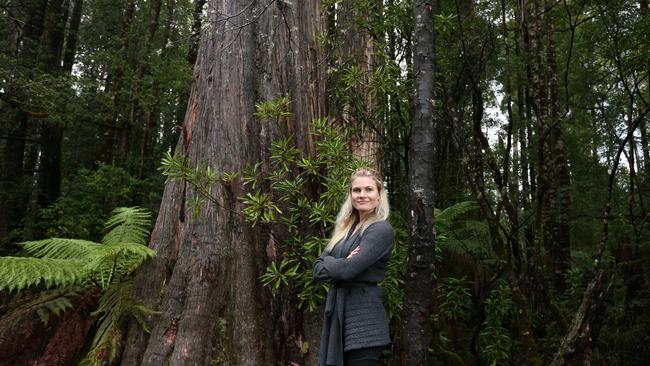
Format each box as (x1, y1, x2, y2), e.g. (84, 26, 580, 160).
(324, 168, 390, 252)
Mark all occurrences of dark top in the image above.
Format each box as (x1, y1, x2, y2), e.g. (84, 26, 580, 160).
(313, 220, 394, 366)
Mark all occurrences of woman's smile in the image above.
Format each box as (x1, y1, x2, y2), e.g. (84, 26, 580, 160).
(350, 176, 380, 220)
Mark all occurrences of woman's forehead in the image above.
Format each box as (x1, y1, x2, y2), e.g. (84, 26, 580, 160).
(351, 176, 376, 187)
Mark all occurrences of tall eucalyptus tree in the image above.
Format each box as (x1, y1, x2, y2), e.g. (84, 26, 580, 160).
(120, 1, 328, 364)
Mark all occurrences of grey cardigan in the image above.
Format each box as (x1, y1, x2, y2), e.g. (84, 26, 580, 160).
(313, 220, 394, 366)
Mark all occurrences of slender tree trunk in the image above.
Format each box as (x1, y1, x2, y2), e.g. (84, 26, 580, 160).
(525, 0, 571, 293)
(0, 0, 47, 242)
(120, 1, 327, 365)
(400, 1, 437, 364)
(62, 0, 83, 74)
(101, 0, 136, 165)
(544, 0, 571, 292)
(137, 0, 166, 178)
(35, 0, 68, 211)
(462, 84, 544, 366)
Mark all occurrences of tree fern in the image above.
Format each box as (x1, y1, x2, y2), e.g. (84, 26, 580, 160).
(435, 201, 491, 257)
(0, 257, 87, 291)
(0, 288, 80, 328)
(0, 206, 156, 364)
(85, 242, 155, 288)
(102, 207, 152, 245)
(79, 280, 159, 366)
(21, 238, 100, 259)
(435, 201, 480, 232)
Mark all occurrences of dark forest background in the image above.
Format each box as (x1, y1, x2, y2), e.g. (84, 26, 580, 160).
(1, 0, 649, 365)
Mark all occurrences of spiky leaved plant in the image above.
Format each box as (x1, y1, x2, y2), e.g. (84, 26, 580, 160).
(0, 207, 156, 365)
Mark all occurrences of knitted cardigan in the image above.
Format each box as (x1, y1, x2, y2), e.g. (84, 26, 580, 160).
(313, 220, 394, 366)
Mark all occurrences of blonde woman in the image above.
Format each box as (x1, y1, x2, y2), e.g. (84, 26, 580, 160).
(313, 168, 394, 366)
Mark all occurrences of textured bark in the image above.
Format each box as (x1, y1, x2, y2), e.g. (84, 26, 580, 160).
(120, 1, 327, 365)
(0, 289, 99, 365)
(37, 290, 99, 365)
(400, 1, 437, 365)
(525, 0, 572, 292)
(334, 0, 383, 168)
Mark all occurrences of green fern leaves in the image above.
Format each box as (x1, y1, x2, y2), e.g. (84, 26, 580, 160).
(0, 207, 155, 292)
(0, 257, 87, 291)
(103, 207, 152, 245)
(0, 206, 157, 366)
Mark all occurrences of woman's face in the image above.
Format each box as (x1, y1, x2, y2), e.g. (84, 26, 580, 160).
(350, 176, 380, 219)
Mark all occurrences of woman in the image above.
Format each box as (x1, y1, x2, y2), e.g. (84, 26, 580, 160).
(313, 168, 394, 366)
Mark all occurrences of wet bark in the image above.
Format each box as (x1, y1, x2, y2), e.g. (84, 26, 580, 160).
(120, 1, 327, 365)
(400, 1, 437, 365)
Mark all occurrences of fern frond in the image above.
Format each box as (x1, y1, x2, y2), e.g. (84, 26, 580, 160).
(85, 243, 156, 288)
(102, 207, 152, 245)
(80, 280, 158, 366)
(0, 257, 88, 291)
(20, 238, 100, 259)
(35, 295, 75, 325)
(0, 288, 81, 330)
(438, 238, 486, 257)
(435, 201, 479, 230)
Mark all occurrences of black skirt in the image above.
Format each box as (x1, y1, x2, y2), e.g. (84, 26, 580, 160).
(343, 346, 383, 365)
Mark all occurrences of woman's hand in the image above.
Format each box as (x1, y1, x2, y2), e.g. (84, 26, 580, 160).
(346, 246, 360, 259)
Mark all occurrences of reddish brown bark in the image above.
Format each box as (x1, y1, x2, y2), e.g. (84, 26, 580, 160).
(120, 1, 328, 365)
(0, 289, 99, 366)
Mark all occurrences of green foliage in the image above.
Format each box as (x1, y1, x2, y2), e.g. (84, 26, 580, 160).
(260, 258, 300, 291)
(241, 192, 283, 226)
(254, 95, 292, 121)
(36, 165, 163, 242)
(0, 256, 87, 292)
(246, 118, 371, 311)
(0, 208, 155, 292)
(439, 277, 473, 321)
(79, 280, 159, 366)
(0, 288, 80, 327)
(0, 207, 156, 364)
(436, 201, 491, 258)
(102, 207, 152, 245)
(479, 282, 513, 366)
(382, 217, 408, 323)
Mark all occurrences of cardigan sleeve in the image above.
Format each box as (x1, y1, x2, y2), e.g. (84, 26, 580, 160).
(313, 249, 332, 281)
(313, 221, 394, 282)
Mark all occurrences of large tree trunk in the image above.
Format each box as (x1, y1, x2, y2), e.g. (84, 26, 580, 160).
(334, 0, 383, 168)
(120, 1, 327, 365)
(400, 1, 437, 364)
